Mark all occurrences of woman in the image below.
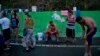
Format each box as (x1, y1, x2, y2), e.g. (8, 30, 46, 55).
(11, 14, 19, 43)
(22, 13, 35, 52)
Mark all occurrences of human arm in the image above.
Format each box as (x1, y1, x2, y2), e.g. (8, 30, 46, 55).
(81, 24, 86, 40)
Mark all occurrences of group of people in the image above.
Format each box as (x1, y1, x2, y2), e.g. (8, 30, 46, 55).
(67, 9, 97, 56)
(0, 11, 35, 52)
(0, 10, 20, 52)
(0, 9, 97, 56)
(45, 9, 75, 42)
(43, 9, 97, 56)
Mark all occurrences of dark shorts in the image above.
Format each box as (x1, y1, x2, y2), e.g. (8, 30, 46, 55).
(66, 28, 75, 38)
(87, 27, 97, 46)
(12, 26, 18, 29)
(3, 28, 11, 41)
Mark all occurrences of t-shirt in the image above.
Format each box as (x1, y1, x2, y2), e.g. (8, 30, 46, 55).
(67, 15, 75, 29)
(25, 18, 33, 29)
(47, 24, 57, 32)
(0, 17, 10, 30)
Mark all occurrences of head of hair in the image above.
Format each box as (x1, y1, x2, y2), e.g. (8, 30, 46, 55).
(27, 14, 31, 18)
(2, 12, 7, 17)
(76, 16, 82, 22)
(13, 10, 16, 13)
(25, 12, 31, 18)
(25, 12, 28, 15)
(68, 9, 73, 14)
(49, 21, 53, 24)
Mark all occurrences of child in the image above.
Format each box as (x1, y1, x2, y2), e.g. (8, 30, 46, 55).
(46, 21, 59, 41)
(66, 9, 75, 42)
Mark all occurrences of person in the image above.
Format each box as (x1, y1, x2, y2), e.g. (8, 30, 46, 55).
(0, 12, 1, 18)
(76, 16, 97, 56)
(22, 13, 35, 52)
(0, 13, 11, 50)
(0, 34, 5, 55)
(76, 8, 81, 18)
(66, 9, 75, 42)
(11, 14, 19, 43)
(46, 21, 59, 41)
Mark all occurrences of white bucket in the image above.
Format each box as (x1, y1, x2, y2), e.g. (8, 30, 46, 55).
(38, 32, 43, 41)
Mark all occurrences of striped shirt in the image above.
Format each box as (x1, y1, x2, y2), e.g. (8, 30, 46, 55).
(67, 15, 75, 29)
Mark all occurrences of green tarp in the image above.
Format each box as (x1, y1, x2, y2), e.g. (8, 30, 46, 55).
(7, 11, 100, 38)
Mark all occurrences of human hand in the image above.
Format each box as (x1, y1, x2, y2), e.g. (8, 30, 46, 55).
(82, 35, 87, 41)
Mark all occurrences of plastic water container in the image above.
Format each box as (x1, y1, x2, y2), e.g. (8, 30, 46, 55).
(38, 32, 44, 41)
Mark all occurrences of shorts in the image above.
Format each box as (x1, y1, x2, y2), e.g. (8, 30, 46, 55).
(66, 28, 75, 38)
(46, 31, 58, 38)
(22, 29, 34, 47)
(3, 28, 11, 41)
(23, 29, 33, 43)
(87, 27, 97, 46)
(12, 26, 18, 29)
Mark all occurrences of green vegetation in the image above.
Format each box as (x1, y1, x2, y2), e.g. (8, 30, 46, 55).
(1, 0, 100, 11)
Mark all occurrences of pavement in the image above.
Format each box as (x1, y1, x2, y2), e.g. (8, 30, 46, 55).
(1, 38, 100, 56)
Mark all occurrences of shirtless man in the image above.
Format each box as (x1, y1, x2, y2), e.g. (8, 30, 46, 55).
(76, 17, 97, 56)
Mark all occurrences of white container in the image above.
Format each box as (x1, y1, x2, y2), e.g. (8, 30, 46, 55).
(38, 32, 43, 41)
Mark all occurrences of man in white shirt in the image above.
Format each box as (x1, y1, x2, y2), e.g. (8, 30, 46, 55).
(0, 13, 11, 50)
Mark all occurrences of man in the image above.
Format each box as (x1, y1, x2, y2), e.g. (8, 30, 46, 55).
(0, 13, 11, 50)
(76, 16, 97, 56)
(66, 9, 75, 42)
(46, 21, 58, 41)
(22, 13, 35, 52)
